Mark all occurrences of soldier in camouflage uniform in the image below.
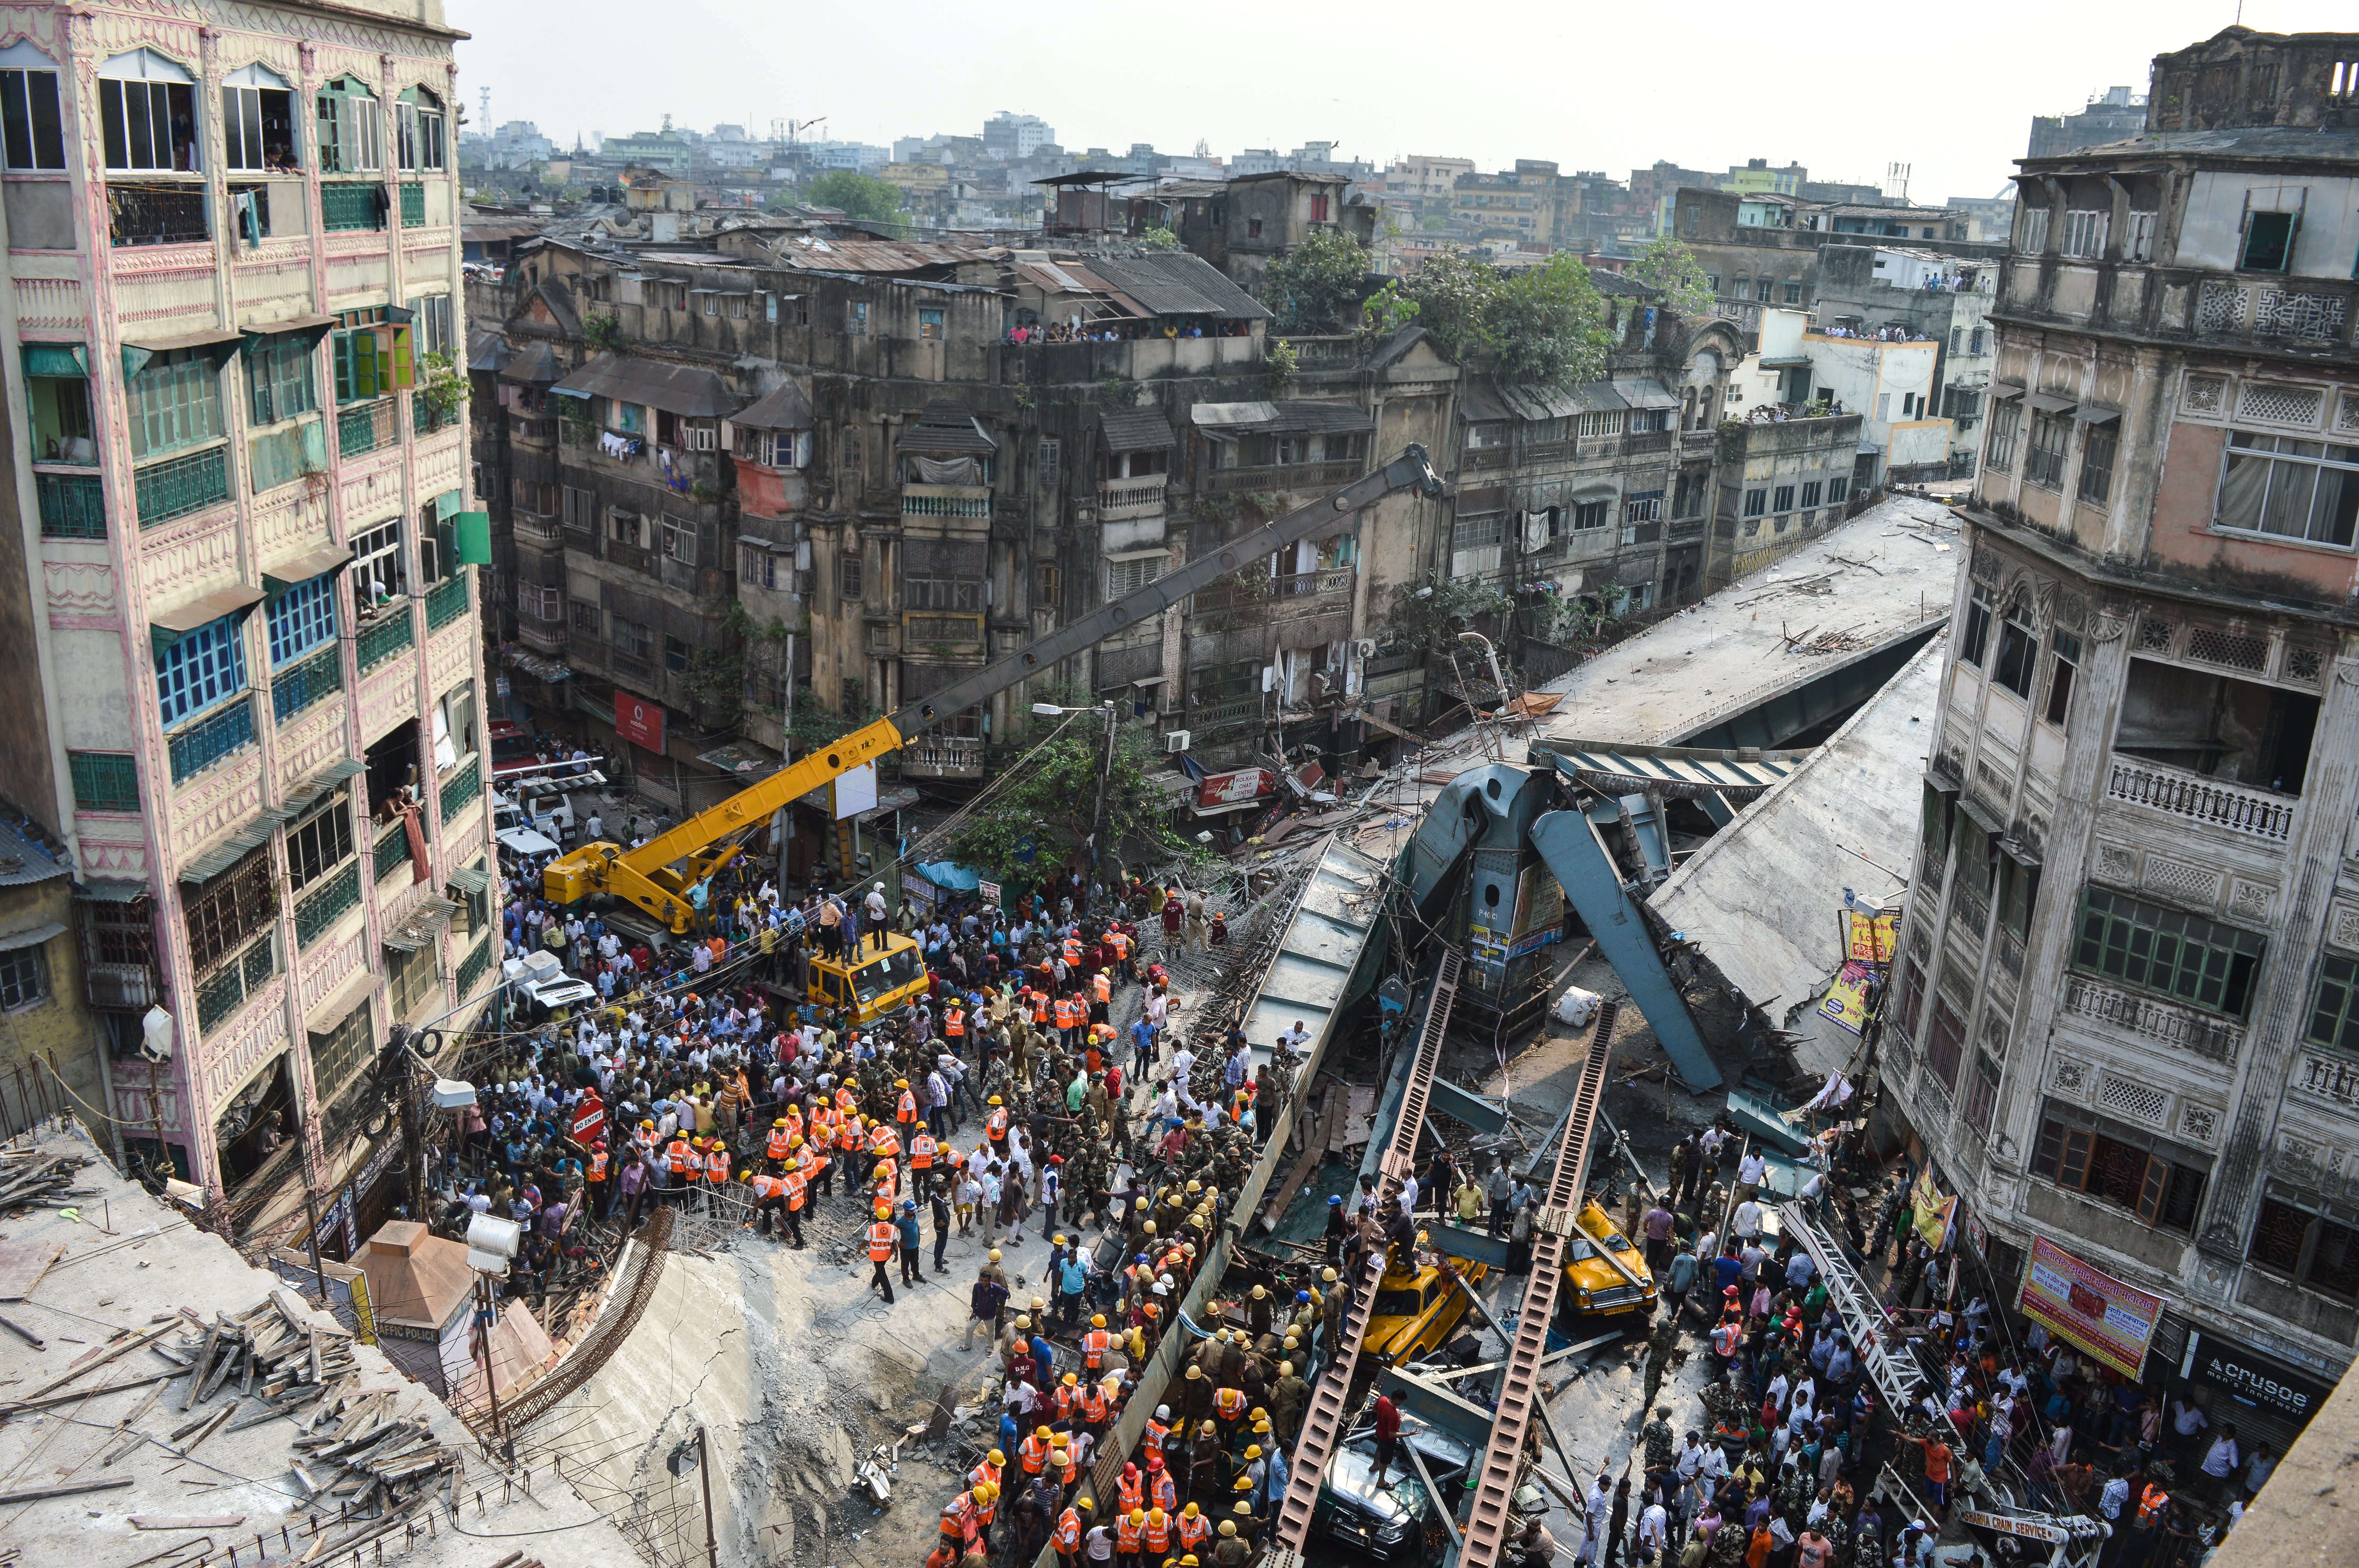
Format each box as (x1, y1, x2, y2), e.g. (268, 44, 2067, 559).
(1641, 1406, 1676, 1489)
(1641, 1310, 1682, 1410)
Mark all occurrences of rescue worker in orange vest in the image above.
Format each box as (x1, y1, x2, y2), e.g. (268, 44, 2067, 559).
(839, 1113, 867, 1205)
(1019, 1425, 1054, 1478)
(1051, 1437, 1080, 1489)
(1054, 995, 1081, 1049)
(1146, 1455, 1176, 1514)
(1211, 1384, 1247, 1450)
(1062, 933, 1082, 968)
(1090, 969, 1112, 1022)
(866, 1201, 898, 1303)
(1052, 1371, 1079, 1424)
(586, 1140, 611, 1220)
(1114, 1463, 1145, 1521)
(1030, 989, 1051, 1030)
(664, 1134, 694, 1200)
(969, 1450, 1006, 1545)
(782, 1101, 805, 1142)
(971, 1477, 1000, 1551)
(778, 1156, 809, 1247)
(1141, 1504, 1172, 1564)
(765, 1118, 794, 1161)
(1078, 1377, 1109, 1435)
(835, 1084, 860, 1118)
(941, 1487, 980, 1550)
(1117, 1507, 1145, 1568)
(1142, 1408, 1171, 1472)
(704, 1143, 732, 1213)
(896, 1078, 919, 1132)
(745, 1169, 788, 1241)
(945, 1003, 967, 1042)
(1083, 1314, 1114, 1373)
(1110, 927, 1132, 982)
(986, 1096, 1010, 1147)
(911, 1129, 938, 1177)
(871, 1118, 902, 1163)
(1052, 1499, 1087, 1568)
(797, 1132, 831, 1198)
(1176, 1501, 1209, 1558)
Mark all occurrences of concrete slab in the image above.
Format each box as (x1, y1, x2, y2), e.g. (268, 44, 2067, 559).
(1533, 495, 1960, 746)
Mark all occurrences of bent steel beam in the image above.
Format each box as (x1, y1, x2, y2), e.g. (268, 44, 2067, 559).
(1528, 808, 1723, 1091)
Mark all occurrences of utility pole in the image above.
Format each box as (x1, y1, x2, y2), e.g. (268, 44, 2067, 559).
(1088, 701, 1119, 872)
(695, 1426, 719, 1568)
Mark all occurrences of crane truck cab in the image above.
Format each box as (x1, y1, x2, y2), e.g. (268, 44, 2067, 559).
(1559, 1198, 1657, 1321)
(810, 932, 929, 1024)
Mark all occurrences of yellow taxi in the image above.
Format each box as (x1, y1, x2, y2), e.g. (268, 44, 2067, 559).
(1364, 1253, 1487, 1362)
(1560, 1199, 1656, 1319)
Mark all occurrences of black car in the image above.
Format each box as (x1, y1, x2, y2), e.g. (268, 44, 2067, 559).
(1310, 1429, 1474, 1568)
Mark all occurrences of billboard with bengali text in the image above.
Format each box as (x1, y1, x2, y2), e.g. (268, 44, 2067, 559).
(2018, 1236, 2167, 1379)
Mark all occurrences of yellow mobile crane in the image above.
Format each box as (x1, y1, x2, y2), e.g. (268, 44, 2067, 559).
(542, 445, 1444, 930)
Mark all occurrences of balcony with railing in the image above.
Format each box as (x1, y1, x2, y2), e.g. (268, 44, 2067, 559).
(293, 862, 361, 947)
(510, 412, 559, 447)
(425, 575, 469, 632)
(271, 645, 342, 725)
(107, 183, 208, 246)
(168, 697, 256, 785)
(1461, 445, 1510, 472)
(2062, 971, 2243, 1065)
(413, 395, 454, 437)
(374, 821, 414, 882)
(439, 759, 481, 821)
(135, 446, 230, 527)
(195, 933, 277, 1035)
(337, 399, 399, 460)
(901, 484, 992, 521)
(902, 734, 986, 779)
(516, 609, 568, 653)
(35, 469, 106, 538)
(1205, 458, 1361, 495)
(356, 609, 414, 672)
(320, 180, 386, 232)
(1996, 256, 2356, 353)
(1192, 567, 1354, 630)
(398, 182, 426, 228)
(1622, 429, 1675, 456)
(516, 511, 564, 550)
(2104, 757, 2295, 843)
(1098, 477, 1168, 519)
(609, 645, 653, 682)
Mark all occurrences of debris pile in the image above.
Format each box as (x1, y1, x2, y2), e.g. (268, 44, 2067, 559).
(0, 1147, 97, 1216)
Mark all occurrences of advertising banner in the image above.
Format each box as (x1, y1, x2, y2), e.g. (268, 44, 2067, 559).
(2019, 1236, 2168, 1378)
(615, 690, 666, 752)
(1845, 907, 1900, 964)
(2179, 1330, 2335, 1427)
(1819, 961, 1875, 1036)
(1911, 1165, 1957, 1250)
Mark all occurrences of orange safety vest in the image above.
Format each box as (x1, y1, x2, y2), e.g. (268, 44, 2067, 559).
(1177, 1514, 1209, 1553)
(972, 1459, 1003, 1498)
(1110, 932, 1130, 960)
(872, 1127, 901, 1160)
(589, 1148, 609, 1180)
(946, 1007, 966, 1038)
(765, 1127, 792, 1160)
(1143, 1511, 1171, 1553)
(912, 1133, 938, 1169)
(1056, 999, 1079, 1031)
(2136, 1485, 2170, 1526)
(1149, 1471, 1176, 1513)
(1117, 1515, 1143, 1553)
(943, 1493, 977, 1541)
(1083, 1328, 1112, 1369)
(1116, 1473, 1145, 1517)
(1032, 995, 1050, 1026)
(898, 1089, 918, 1123)
(1053, 1383, 1076, 1421)
(783, 1168, 808, 1209)
(1062, 938, 1081, 965)
(784, 1104, 805, 1137)
(1053, 1510, 1081, 1553)
(974, 1486, 998, 1527)
(1214, 1387, 1245, 1421)
(1020, 1433, 1052, 1475)
(665, 1139, 692, 1174)
(1092, 973, 1111, 1005)
(708, 1150, 733, 1183)
(1142, 1419, 1169, 1467)
(840, 1119, 865, 1152)
(836, 1086, 860, 1115)
(867, 1221, 897, 1262)
(1079, 1383, 1108, 1425)
(988, 1107, 1009, 1138)
(1055, 1446, 1080, 1484)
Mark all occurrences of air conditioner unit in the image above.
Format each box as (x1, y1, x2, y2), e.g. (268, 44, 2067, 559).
(1164, 730, 1192, 753)
(1354, 639, 1378, 659)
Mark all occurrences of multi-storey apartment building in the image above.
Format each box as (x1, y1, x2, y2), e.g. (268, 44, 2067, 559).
(0, 0, 491, 1246)
(1889, 26, 2359, 1438)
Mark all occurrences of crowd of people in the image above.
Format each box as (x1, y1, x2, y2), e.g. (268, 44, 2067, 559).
(433, 777, 2259, 1568)
(1007, 317, 1252, 345)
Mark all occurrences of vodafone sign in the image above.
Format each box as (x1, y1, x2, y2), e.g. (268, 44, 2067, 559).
(615, 690, 666, 752)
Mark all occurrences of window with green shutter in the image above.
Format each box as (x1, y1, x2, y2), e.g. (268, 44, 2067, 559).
(69, 751, 139, 812)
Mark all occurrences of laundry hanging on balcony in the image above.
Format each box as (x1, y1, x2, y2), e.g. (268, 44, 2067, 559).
(913, 455, 981, 485)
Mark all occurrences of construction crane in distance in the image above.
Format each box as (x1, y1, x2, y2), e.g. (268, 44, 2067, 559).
(540, 445, 1445, 929)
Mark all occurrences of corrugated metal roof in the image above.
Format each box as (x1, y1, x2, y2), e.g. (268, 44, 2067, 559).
(733, 380, 815, 430)
(771, 236, 989, 273)
(0, 821, 67, 888)
(551, 352, 737, 418)
(1192, 401, 1279, 427)
(1612, 378, 1678, 410)
(1189, 399, 1371, 436)
(900, 402, 998, 455)
(1534, 739, 1805, 802)
(1081, 252, 1271, 319)
(467, 327, 509, 375)
(1100, 407, 1175, 450)
(499, 339, 565, 384)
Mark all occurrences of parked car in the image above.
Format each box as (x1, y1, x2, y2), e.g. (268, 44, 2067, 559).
(1310, 1428, 1473, 1568)
(503, 949, 595, 1017)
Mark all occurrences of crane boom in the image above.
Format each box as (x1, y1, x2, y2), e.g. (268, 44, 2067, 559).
(542, 445, 1442, 927)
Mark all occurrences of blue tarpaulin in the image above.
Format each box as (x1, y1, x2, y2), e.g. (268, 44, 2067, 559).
(915, 860, 982, 892)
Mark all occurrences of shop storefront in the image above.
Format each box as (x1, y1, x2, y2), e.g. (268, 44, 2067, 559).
(2167, 1325, 2341, 1457)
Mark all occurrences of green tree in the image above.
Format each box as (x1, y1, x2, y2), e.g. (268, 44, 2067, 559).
(1400, 252, 1612, 390)
(1389, 572, 1512, 666)
(948, 699, 1192, 888)
(1633, 234, 1716, 319)
(1140, 225, 1181, 251)
(1357, 279, 1422, 339)
(1257, 227, 1373, 333)
(803, 171, 905, 224)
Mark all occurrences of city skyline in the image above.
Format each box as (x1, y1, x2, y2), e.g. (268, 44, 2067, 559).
(450, 0, 2352, 204)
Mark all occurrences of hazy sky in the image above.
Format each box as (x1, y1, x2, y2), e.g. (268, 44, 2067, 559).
(450, 0, 2350, 206)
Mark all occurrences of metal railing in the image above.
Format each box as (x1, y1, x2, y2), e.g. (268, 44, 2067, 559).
(36, 470, 105, 538)
(374, 820, 419, 881)
(413, 396, 452, 436)
(398, 182, 426, 227)
(272, 645, 342, 724)
(425, 575, 469, 632)
(195, 934, 276, 1034)
(1099, 477, 1168, 515)
(167, 697, 255, 784)
(294, 862, 361, 947)
(2062, 972, 2242, 1064)
(320, 180, 385, 232)
(1205, 458, 1361, 494)
(337, 398, 398, 459)
(135, 446, 230, 526)
(439, 759, 481, 821)
(905, 735, 986, 773)
(356, 610, 414, 671)
(2105, 758, 2294, 842)
(900, 485, 992, 519)
(107, 183, 208, 246)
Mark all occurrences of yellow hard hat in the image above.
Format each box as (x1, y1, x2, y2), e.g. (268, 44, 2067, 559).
(1054, 1233, 1067, 1246)
(1183, 1503, 1199, 1518)
(1278, 1361, 1293, 1376)
(989, 1449, 1006, 1466)
(896, 1078, 909, 1088)
(1219, 1521, 1238, 1537)
(790, 1135, 805, 1148)
(773, 1118, 788, 1128)
(1063, 1373, 1078, 1386)
(1014, 1315, 1031, 1328)
(1245, 1445, 1261, 1460)
(874, 1203, 891, 1216)
(990, 1249, 1004, 1261)
(972, 1487, 990, 1505)
(1036, 1425, 1052, 1439)
(1092, 1314, 1107, 1327)
(990, 1095, 1003, 1106)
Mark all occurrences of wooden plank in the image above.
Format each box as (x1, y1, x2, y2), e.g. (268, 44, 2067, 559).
(0, 1477, 134, 1504)
(1256, 1083, 1338, 1232)
(0, 1237, 65, 1299)
(27, 1320, 178, 1397)
(0, 1368, 180, 1418)
(181, 1318, 222, 1410)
